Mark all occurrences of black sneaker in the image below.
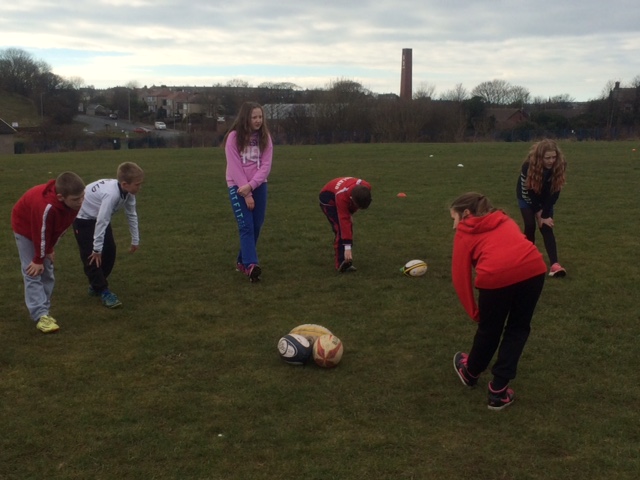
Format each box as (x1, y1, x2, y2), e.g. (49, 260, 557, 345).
(487, 382, 515, 411)
(247, 264, 261, 283)
(338, 260, 356, 273)
(453, 352, 478, 387)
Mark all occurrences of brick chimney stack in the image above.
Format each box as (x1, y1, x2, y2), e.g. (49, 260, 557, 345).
(400, 48, 412, 100)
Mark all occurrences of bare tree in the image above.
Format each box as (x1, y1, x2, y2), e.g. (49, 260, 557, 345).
(439, 83, 468, 102)
(505, 85, 530, 107)
(0, 47, 52, 97)
(66, 76, 85, 90)
(413, 82, 436, 100)
(226, 78, 250, 88)
(471, 79, 508, 104)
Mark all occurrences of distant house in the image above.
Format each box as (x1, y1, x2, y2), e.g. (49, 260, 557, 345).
(610, 81, 638, 114)
(0, 117, 17, 155)
(487, 108, 529, 129)
(87, 104, 108, 116)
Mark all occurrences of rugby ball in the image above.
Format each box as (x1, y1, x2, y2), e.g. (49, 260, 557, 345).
(289, 324, 333, 342)
(401, 259, 428, 277)
(278, 334, 313, 365)
(313, 334, 344, 368)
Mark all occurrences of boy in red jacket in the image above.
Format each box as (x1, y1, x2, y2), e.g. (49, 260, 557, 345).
(449, 192, 546, 410)
(319, 177, 371, 272)
(11, 172, 85, 333)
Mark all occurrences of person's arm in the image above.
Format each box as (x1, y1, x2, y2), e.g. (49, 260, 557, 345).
(451, 236, 479, 322)
(124, 196, 140, 252)
(225, 132, 251, 193)
(335, 192, 355, 247)
(540, 190, 560, 219)
(247, 135, 273, 191)
(29, 204, 51, 265)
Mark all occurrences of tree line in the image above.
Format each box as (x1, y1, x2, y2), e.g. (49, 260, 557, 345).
(2, 48, 639, 145)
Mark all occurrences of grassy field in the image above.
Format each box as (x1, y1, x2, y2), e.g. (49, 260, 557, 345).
(1, 142, 639, 479)
(0, 91, 41, 127)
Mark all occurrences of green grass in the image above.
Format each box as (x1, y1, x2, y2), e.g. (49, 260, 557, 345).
(0, 91, 40, 127)
(1, 142, 639, 479)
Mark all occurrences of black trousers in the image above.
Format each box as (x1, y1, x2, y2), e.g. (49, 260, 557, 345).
(467, 273, 546, 387)
(520, 207, 558, 265)
(73, 218, 116, 293)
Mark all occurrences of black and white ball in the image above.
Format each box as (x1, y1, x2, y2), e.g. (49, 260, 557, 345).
(277, 334, 313, 365)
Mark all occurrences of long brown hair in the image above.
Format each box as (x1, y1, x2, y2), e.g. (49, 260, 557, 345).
(223, 102, 271, 153)
(523, 139, 566, 194)
(450, 192, 496, 217)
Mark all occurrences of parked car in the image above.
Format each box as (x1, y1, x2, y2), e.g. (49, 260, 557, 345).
(154, 121, 167, 130)
(133, 127, 151, 134)
(109, 113, 118, 119)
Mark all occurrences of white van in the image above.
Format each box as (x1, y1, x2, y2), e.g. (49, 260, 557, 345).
(154, 121, 167, 130)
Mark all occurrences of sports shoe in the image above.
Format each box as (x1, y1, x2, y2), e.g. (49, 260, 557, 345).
(338, 260, 357, 273)
(453, 351, 478, 387)
(236, 263, 246, 274)
(549, 263, 566, 277)
(88, 287, 100, 297)
(488, 382, 515, 411)
(247, 264, 262, 283)
(101, 290, 122, 308)
(36, 315, 59, 333)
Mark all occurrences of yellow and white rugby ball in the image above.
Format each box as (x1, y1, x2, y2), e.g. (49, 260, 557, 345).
(401, 259, 428, 277)
(289, 324, 333, 342)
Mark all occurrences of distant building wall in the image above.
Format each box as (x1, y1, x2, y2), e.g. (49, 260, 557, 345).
(0, 135, 14, 154)
(0, 118, 16, 154)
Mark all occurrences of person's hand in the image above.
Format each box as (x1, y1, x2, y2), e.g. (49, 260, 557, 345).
(344, 249, 353, 262)
(46, 251, 55, 263)
(540, 217, 555, 228)
(245, 196, 255, 211)
(129, 244, 139, 253)
(25, 261, 44, 277)
(535, 210, 543, 228)
(89, 251, 102, 267)
(237, 184, 252, 197)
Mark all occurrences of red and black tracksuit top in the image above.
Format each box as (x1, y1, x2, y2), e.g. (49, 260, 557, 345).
(319, 177, 372, 246)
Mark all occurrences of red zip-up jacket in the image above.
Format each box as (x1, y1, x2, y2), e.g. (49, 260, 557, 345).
(320, 177, 372, 245)
(452, 210, 546, 322)
(11, 180, 79, 265)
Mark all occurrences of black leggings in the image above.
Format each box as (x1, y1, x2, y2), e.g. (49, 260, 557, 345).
(467, 273, 546, 389)
(520, 208, 558, 265)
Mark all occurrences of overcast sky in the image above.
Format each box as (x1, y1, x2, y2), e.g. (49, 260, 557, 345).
(2, 0, 639, 101)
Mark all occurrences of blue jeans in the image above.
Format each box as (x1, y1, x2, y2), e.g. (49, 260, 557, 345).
(228, 183, 268, 267)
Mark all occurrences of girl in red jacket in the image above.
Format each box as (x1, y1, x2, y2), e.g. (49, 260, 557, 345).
(450, 192, 546, 410)
(319, 177, 372, 272)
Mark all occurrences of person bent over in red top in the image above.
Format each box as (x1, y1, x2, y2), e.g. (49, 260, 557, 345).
(449, 192, 546, 410)
(319, 177, 371, 273)
(11, 172, 86, 333)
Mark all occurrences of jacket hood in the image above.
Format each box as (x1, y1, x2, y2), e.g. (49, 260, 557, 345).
(42, 179, 67, 212)
(456, 210, 508, 235)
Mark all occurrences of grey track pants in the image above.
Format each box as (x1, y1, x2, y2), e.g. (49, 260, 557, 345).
(14, 233, 55, 321)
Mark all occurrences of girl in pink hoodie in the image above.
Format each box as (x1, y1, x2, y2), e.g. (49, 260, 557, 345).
(223, 102, 273, 283)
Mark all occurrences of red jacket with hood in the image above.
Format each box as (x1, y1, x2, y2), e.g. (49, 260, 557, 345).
(452, 210, 546, 322)
(320, 177, 372, 245)
(11, 180, 79, 265)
